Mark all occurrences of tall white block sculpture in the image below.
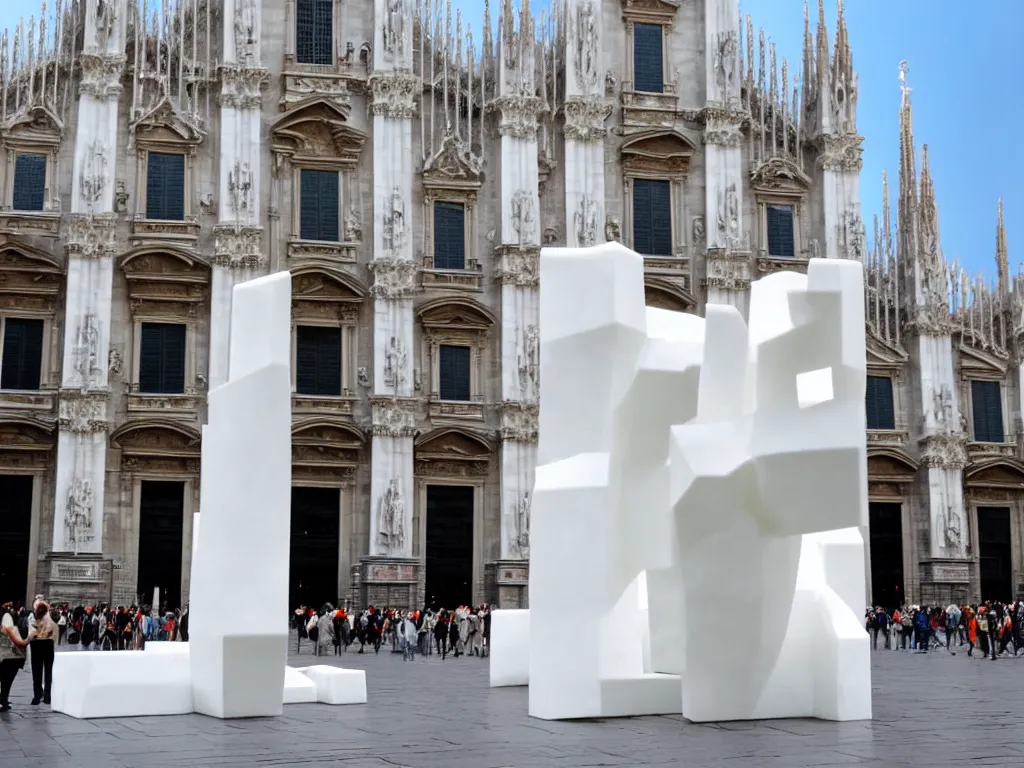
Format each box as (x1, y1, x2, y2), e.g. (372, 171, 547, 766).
(189, 272, 293, 718)
(512, 241, 870, 723)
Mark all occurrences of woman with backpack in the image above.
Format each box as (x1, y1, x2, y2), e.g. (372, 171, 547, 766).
(0, 602, 30, 712)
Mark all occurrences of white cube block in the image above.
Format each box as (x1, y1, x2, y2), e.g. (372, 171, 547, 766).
(282, 665, 318, 704)
(52, 651, 192, 719)
(296, 665, 367, 705)
(489, 609, 530, 687)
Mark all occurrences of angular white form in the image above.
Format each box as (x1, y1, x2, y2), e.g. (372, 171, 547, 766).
(512, 242, 870, 723)
(52, 273, 367, 719)
(489, 609, 531, 688)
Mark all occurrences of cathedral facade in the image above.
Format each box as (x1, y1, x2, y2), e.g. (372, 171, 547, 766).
(0, 0, 1018, 613)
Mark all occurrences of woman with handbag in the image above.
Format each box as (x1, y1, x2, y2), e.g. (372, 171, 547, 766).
(0, 602, 30, 712)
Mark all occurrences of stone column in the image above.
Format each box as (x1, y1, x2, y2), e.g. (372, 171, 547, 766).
(365, 0, 420, 605)
(702, 0, 750, 315)
(52, 1, 127, 555)
(209, 0, 268, 390)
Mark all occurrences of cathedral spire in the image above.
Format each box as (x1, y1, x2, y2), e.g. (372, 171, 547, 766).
(996, 198, 1010, 296)
(896, 61, 918, 275)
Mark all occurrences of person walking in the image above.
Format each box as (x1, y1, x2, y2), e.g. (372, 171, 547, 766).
(0, 603, 30, 712)
(28, 601, 57, 705)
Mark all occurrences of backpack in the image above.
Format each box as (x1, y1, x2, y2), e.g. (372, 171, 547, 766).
(901, 613, 912, 628)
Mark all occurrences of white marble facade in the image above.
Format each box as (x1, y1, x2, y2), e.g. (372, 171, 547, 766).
(0, 0, 1020, 611)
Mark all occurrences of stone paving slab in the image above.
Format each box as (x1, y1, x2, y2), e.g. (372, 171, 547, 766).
(0, 645, 1021, 767)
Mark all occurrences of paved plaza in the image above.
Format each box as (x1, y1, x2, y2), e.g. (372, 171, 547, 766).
(1, 646, 1021, 768)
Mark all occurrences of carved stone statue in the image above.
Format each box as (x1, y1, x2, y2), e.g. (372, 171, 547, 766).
(517, 324, 540, 397)
(80, 141, 108, 209)
(604, 215, 621, 242)
(64, 478, 95, 553)
(344, 204, 362, 242)
(574, 0, 599, 93)
(692, 216, 705, 247)
(357, 366, 371, 389)
(383, 336, 408, 392)
(714, 31, 738, 102)
(95, 0, 118, 48)
(382, 0, 407, 61)
(514, 491, 531, 559)
(510, 189, 536, 245)
(382, 187, 406, 253)
(717, 184, 739, 244)
(234, 0, 257, 62)
(108, 348, 123, 377)
(228, 161, 253, 216)
(73, 314, 101, 386)
(943, 505, 963, 555)
(574, 194, 598, 248)
(377, 478, 406, 554)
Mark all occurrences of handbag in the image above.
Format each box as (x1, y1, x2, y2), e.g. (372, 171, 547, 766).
(0, 628, 25, 661)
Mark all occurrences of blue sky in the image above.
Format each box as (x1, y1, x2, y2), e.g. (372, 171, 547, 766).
(1, 2, 1017, 277)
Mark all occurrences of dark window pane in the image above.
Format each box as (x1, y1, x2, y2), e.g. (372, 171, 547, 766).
(439, 345, 471, 402)
(971, 380, 1004, 443)
(296, 325, 342, 396)
(766, 204, 795, 257)
(633, 23, 664, 94)
(865, 375, 896, 430)
(146, 153, 185, 221)
(139, 323, 186, 394)
(296, 0, 334, 65)
(433, 202, 466, 270)
(0, 318, 44, 390)
(299, 170, 340, 242)
(632, 178, 672, 257)
(12, 154, 46, 212)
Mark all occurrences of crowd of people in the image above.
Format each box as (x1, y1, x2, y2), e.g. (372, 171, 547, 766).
(866, 601, 1024, 658)
(293, 604, 492, 661)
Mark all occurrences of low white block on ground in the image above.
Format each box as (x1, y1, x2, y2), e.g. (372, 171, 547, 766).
(295, 665, 367, 705)
(52, 651, 192, 719)
(283, 665, 318, 704)
(143, 641, 189, 655)
(489, 609, 530, 687)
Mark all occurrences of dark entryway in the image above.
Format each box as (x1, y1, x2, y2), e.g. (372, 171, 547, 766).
(0, 475, 32, 606)
(868, 502, 905, 611)
(290, 486, 340, 609)
(978, 506, 1013, 603)
(137, 481, 185, 611)
(424, 484, 474, 610)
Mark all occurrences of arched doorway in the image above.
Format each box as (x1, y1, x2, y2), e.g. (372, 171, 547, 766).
(965, 459, 1024, 603)
(867, 450, 917, 609)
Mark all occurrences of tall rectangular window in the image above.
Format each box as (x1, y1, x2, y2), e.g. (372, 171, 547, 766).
(766, 204, 795, 257)
(296, 325, 342, 396)
(439, 344, 471, 401)
(433, 202, 466, 270)
(296, 0, 333, 65)
(299, 169, 340, 242)
(146, 152, 185, 221)
(971, 380, 1004, 443)
(632, 178, 672, 257)
(865, 375, 896, 430)
(12, 154, 46, 212)
(139, 323, 186, 394)
(0, 318, 44, 391)
(633, 23, 664, 94)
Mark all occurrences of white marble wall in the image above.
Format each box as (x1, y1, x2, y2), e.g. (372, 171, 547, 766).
(52, 0, 127, 553)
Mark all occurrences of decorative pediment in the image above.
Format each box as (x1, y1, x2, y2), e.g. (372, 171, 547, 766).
(133, 101, 204, 146)
(621, 130, 695, 175)
(417, 297, 496, 330)
(110, 420, 202, 457)
(0, 416, 56, 450)
(291, 265, 367, 303)
(271, 99, 366, 166)
(0, 244, 63, 313)
(867, 448, 918, 478)
(866, 332, 909, 370)
(120, 248, 211, 284)
(415, 427, 492, 460)
(422, 135, 483, 189)
(644, 276, 695, 312)
(622, 0, 681, 25)
(291, 419, 365, 468)
(750, 156, 812, 193)
(958, 343, 1007, 375)
(965, 458, 1024, 488)
(2, 105, 63, 145)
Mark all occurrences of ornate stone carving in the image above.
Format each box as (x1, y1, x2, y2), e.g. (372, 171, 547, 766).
(72, 314, 102, 386)
(750, 156, 812, 190)
(227, 161, 253, 216)
(517, 325, 540, 397)
(382, 0, 408, 62)
(818, 133, 864, 173)
(383, 336, 409, 392)
(233, 0, 258, 64)
(79, 54, 125, 98)
(371, 397, 417, 437)
(65, 215, 117, 260)
(79, 141, 109, 210)
(221, 66, 269, 109)
(344, 205, 363, 243)
(692, 216, 705, 247)
(281, 75, 351, 110)
(942, 504, 964, 556)
(919, 433, 968, 470)
(381, 187, 408, 253)
(495, 246, 540, 287)
(213, 225, 264, 269)
(841, 204, 865, 261)
(513, 491, 531, 559)
(713, 31, 739, 104)
(63, 478, 95, 553)
(716, 183, 740, 244)
(493, 95, 544, 139)
(572, 0, 600, 92)
(377, 477, 406, 555)
(108, 348, 123, 376)
(704, 252, 751, 291)
(369, 72, 419, 119)
(563, 97, 612, 142)
(574, 194, 598, 248)
(703, 110, 744, 146)
(58, 393, 107, 434)
(501, 401, 539, 442)
(604, 216, 621, 242)
(357, 367, 371, 388)
(510, 189, 537, 245)
(369, 258, 419, 299)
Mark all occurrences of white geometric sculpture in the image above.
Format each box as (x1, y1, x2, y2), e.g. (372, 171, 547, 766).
(515, 242, 870, 722)
(53, 273, 367, 719)
(488, 609, 530, 688)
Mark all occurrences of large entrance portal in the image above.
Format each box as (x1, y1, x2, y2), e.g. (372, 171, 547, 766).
(0, 475, 32, 606)
(424, 484, 474, 610)
(290, 487, 340, 609)
(137, 480, 185, 610)
(868, 501, 904, 610)
(978, 506, 1013, 602)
